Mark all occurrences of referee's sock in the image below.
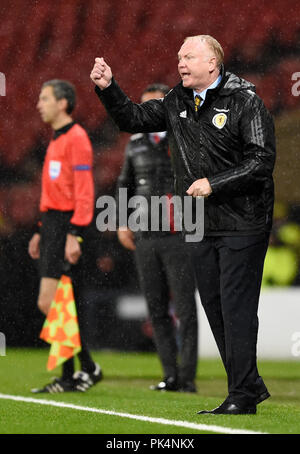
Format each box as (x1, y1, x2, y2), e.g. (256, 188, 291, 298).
(62, 357, 75, 380)
(78, 342, 96, 374)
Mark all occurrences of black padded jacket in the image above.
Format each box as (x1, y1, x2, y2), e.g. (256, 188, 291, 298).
(116, 132, 179, 236)
(96, 66, 276, 235)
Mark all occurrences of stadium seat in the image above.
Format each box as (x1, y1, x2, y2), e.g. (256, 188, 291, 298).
(93, 133, 130, 192)
(6, 183, 40, 227)
(1, 0, 299, 175)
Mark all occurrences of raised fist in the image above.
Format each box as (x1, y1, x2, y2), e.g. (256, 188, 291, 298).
(90, 57, 113, 90)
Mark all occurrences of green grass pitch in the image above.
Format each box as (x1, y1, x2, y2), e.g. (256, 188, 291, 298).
(0, 348, 300, 434)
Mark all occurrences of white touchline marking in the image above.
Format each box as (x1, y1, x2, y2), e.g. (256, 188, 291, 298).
(0, 393, 267, 435)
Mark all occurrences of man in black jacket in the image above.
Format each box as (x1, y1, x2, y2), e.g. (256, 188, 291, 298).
(116, 83, 198, 393)
(90, 35, 276, 415)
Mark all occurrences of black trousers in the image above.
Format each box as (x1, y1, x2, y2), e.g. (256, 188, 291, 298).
(189, 234, 269, 406)
(134, 234, 198, 384)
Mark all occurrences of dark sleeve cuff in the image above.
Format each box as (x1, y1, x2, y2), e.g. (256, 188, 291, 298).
(94, 78, 125, 107)
(68, 224, 86, 237)
(207, 176, 220, 193)
(33, 220, 42, 234)
(95, 79, 115, 98)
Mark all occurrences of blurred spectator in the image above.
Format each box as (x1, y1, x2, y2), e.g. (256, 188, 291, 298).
(115, 84, 198, 393)
(262, 202, 300, 286)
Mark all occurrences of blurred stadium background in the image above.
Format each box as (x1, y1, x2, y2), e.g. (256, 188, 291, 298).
(1, 0, 300, 354)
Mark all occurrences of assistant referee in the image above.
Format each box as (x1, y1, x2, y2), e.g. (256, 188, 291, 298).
(28, 79, 102, 393)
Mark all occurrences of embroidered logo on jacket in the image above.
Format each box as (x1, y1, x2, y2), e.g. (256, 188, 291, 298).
(213, 107, 230, 112)
(212, 113, 227, 129)
(179, 110, 187, 118)
(49, 160, 61, 179)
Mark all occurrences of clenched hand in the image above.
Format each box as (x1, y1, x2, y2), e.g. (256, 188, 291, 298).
(90, 57, 113, 90)
(186, 178, 212, 198)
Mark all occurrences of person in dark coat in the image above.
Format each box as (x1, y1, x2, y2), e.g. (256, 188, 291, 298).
(90, 34, 276, 415)
(116, 84, 198, 393)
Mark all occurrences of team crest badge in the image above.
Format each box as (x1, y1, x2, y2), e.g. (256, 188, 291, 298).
(212, 113, 227, 129)
(49, 160, 61, 179)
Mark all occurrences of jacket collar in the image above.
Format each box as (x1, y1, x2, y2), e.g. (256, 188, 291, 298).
(53, 121, 75, 140)
(174, 64, 256, 102)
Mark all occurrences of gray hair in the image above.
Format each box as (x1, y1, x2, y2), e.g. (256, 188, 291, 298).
(184, 35, 224, 68)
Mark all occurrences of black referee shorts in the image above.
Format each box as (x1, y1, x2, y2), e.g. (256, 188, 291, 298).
(39, 210, 73, 279)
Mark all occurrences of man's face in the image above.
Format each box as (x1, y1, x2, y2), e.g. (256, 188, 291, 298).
(36, 86, 65, 124)
(141, 90, 165, 103)
(177, 38, 217, 90)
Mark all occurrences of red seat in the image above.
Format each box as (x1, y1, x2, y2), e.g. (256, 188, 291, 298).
(93, 133, 130, 191)
(0, 0, 299, 173)
(6, 183, 40, 227)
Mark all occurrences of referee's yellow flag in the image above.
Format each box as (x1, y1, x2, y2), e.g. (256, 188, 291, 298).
(40, 275, 81, 370)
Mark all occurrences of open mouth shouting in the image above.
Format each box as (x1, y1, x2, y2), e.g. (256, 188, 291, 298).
(181, 72, 191, 80)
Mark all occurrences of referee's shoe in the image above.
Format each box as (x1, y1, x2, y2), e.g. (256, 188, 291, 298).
(73, 363, 103, 391)
(31, 376, 83, 393)
(31, 363, 103, 393)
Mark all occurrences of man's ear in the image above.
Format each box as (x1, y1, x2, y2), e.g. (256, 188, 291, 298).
(58, 98, 68, 113)
(208, 56, 217, 73)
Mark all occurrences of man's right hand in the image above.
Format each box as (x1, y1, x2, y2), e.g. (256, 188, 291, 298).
(90, 57, 113, 90)
(117, 227, 136, 251)
(28, 233, 41, 259)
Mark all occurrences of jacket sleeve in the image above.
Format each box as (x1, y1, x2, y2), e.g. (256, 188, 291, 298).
(69, 133, 94, 232)
(95, 79, 167, 133)
(115, 144, 135, 227)
(208, 94, 276, 194)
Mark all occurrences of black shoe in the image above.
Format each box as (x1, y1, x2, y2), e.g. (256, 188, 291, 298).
(150, 376, 179, 391)
(31, 377, 82, 394)
(73, 363, 103, 391)
(256, 390, 270, 404)
(179, 381, 197, 393)
(197, 399, 256, 415)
